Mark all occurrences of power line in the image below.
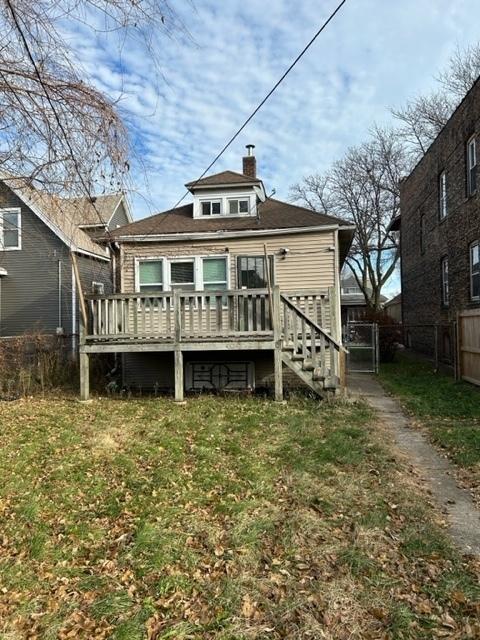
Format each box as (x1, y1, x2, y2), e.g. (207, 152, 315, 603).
(172, 0, 348, 209)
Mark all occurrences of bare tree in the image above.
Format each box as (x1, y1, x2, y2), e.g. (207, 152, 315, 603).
(0, 0, 181, 200)
(291, 128, 407, 310)
(392, 42, 480, 162)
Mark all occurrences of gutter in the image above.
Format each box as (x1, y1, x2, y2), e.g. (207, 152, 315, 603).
(113, 223, 356, 243)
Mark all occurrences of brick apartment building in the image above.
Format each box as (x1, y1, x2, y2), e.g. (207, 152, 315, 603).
(396, 76, 480, 362)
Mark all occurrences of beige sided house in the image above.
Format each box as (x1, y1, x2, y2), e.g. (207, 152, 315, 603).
(80, 148, 354, 400)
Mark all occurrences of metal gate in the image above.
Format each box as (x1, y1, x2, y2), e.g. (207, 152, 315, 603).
(344, 322, 379, 374)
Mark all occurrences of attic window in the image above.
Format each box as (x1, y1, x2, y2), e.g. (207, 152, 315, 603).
(201, 200, 221, 216)
(228, 198, 249, 214)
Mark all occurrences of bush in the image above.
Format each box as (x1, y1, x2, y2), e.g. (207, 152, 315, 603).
(0, 333, 76, 398)
(361, 309, 403, 363)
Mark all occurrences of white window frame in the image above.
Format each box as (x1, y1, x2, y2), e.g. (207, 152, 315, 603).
(200, 199, 222, 217)
(91, 281, 105, 295)
(134, 255, 230, 293)
(470, 240, 480, 302)
(439, 170, 447, 219)
(0, 207, 22, 251)
(228, 198, 250, 215)
(168, 257, 196, 291)
(193, 192, 255, 219)
(467, 135, 477, 196)
(441, 256, 449, 307)
(135, 257, 166, 293)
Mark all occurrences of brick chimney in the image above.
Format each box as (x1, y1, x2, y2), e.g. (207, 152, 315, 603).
(242, 144, 256, 178)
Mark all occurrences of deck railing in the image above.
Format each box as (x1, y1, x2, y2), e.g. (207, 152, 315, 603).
(86, 288, 276, 342)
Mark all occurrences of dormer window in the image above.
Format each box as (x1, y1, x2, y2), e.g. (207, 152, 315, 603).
(201, 200, 221, 216)
(228, 198, 249, 214)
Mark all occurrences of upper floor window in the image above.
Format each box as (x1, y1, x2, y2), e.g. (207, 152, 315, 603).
(471, 241, 480, 301)
(92, 282, 105, 295)
(420, 213, 426, 254)
(201, 200, 221, 216)
(467, 136, 477, 196)
(0, 208, 21, 250)
(439, 170, 447, 219)
(441, 256, 449, 306)
(228, 198, 249, 214)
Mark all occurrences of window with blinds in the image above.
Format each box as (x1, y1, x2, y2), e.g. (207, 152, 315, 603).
(139, 260, 163, 292)
(170, 260, 195, 291)
(202, 257, 227, 291)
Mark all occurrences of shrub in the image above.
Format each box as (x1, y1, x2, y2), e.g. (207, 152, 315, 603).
(0, 333, 76, 398)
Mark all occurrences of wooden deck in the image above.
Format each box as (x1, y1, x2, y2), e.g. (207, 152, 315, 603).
(79, 287, 345, 401)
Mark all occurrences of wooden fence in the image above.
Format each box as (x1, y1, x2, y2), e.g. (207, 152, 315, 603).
(457, 309, 480, 386)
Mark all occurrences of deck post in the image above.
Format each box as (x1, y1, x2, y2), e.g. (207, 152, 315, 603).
(272, 285, 283, 402)
(79, 313, 90, 401)
(173, 289, 184, 402)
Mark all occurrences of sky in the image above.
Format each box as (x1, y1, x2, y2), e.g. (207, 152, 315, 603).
(63, 0, 480, 295)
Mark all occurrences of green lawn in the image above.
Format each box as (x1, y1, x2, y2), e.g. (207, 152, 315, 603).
(0, 394, 479, 639)
(379, 353, 480, 476)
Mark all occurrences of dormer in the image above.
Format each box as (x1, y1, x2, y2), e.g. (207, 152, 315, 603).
(186, 145, 266, 219)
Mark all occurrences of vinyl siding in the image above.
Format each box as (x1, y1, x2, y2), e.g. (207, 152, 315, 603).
(108, 201, 130, 230)
(0, 182, 112, 339)
(120, 230, 337, 293)
(120, 229, 337, 389)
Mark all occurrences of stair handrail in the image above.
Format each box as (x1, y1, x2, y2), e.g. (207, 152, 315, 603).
(280, 293, 347, 353)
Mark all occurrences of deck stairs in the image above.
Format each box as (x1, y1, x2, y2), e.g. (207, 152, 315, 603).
(279, 293, 344, 395)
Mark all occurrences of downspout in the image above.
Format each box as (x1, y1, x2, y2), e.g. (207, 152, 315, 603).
(71, 262, 76, 355)
(57, 259, 62, 330)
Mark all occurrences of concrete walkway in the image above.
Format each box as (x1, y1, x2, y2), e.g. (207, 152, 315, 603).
(348, 373, 480, 556)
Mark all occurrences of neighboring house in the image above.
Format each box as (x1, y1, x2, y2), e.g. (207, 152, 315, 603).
(340, 273, 386, 325)
(81, 147, 355, 399)
(384, 293, 402, 323)
(397, 76, 480, 362)
(0, 176, 131, 349)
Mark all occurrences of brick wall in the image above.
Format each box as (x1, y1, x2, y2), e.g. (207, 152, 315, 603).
(400, 78, 480, 356)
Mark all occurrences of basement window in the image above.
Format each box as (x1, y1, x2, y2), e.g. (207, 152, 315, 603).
(471, 241, 480, 301)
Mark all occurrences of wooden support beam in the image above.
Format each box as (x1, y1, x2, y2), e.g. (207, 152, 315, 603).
(174, 349, 184, 402)
(272, 285, 283, 402)
(79, 351, 90, 401)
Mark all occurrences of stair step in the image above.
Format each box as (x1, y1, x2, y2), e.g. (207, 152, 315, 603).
(312, 367, 326, 382)
(302, 360, 315, 371)
(290, 354, 305, 362)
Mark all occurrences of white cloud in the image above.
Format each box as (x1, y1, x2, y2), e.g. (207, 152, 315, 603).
(62, 0, 480, 221)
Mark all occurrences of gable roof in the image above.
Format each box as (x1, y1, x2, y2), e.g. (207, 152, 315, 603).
(385, 293, 401, 306)
(63, 193, 127, 227)
(1, 177, 110, 260)
(111, 198, 352, 238)
(185, 170, 261, 189)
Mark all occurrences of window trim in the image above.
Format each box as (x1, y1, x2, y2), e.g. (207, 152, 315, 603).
(228, 198, 250, 215)
(91, 281, 105, 295)
(135, 256, 166, 293)
(470, 240, 480, 302)
(134, 254, 230, 293)
(441, 255, 449, 307)
(439, 170, 447, 220)
(236, 255, 275, 289)
(0, 207, 22, 251)
(200, 199, 222, 217)
(194, 192, 255, 219)
(467, 135, 477, 196)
